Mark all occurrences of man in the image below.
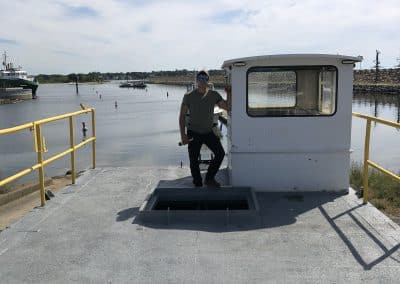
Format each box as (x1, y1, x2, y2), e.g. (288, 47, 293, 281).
(179, 70, 231, 187)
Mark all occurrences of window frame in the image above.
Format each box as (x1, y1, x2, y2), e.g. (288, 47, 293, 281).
(246, 65, 338, 117)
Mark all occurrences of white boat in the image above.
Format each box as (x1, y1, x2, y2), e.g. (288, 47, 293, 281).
(0, 51, 38, 98)
(1, 51, 35, 81)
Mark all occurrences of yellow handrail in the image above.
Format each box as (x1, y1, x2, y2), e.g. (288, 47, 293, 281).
(0, 108, 96, 206)
(352, 112, 400, 204)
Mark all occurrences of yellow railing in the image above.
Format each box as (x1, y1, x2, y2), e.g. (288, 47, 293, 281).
(352, 112, 400, 204)
(0, 107, 96, 206)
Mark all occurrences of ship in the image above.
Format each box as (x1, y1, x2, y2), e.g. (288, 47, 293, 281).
(0, 51, 39, 99)
(119, 80, 147, 89)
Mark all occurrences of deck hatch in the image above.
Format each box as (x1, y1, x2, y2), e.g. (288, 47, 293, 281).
(138, 187, 260, 225)
(143, 187, 258, 211)
(153, 198, 249, 210)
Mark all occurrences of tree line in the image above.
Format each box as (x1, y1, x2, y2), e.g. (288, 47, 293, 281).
(35, 69, 225, 83)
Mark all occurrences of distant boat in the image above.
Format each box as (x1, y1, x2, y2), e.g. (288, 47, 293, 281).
(0, 51, 39, 98)
(119, 80, 147, 89)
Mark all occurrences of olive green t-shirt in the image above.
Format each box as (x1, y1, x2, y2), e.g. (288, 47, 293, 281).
(182, 89, 223, 134)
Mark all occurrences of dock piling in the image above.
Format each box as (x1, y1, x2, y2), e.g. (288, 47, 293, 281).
(75, 75, 79, 94)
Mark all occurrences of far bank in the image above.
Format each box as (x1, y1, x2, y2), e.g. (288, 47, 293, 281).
(147, 68, 400, 94)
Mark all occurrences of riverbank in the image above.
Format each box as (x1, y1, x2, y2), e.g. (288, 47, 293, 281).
(148, 74, 226, 88)
(0, 174, 79, 231)
(29, 73, 400, 95)
(35, 68, 400, 88)
(148, 79, 400, 94)
(353, 84, 400, 94)
(147, 71, 400, 94)
(350, 163, 400, 225)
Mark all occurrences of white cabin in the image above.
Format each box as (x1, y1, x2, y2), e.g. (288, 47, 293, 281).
(0, 70, 30, 80)
(222, 54, 362, 192)
(1, 51, 34, 81)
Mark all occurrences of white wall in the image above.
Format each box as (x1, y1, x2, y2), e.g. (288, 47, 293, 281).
(226, 56, 355, 192)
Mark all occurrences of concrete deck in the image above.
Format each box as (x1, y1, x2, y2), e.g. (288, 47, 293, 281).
(1, 167, 400, 283)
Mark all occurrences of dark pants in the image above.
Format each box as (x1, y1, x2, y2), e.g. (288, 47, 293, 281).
(187, 129, 225, 185)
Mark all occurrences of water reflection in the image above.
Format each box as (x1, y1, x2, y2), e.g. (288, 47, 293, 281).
(351, 92, 400, 172)
(353, 93, 400, 123)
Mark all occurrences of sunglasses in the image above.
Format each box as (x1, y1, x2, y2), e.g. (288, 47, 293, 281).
(197, 75, 209, 82)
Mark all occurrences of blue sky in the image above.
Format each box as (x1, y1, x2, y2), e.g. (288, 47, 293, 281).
(1, 0, 399, 74)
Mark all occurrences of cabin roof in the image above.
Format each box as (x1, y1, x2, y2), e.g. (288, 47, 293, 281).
(222, 54, 363, 68)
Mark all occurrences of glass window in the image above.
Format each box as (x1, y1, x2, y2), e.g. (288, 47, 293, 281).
(247, 66, 337, 117)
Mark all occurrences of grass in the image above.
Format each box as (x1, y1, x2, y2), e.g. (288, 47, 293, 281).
(350, 162, 400, 216)
(0, 184, 10, 194)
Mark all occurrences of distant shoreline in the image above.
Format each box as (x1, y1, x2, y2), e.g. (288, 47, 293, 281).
(146, 78, 400, 94)
(30, 80, 400, 95)
(35, 68, 400, 86)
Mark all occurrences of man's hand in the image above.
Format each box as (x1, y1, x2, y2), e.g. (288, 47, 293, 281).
(181, 134, 191, 145)
(224, 85, 232, 93)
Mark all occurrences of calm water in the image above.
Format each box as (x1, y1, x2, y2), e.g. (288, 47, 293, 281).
(352, 93, 400, 172)
(0, 83, 399, 184)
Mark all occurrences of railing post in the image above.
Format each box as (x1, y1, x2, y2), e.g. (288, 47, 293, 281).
(35, 124, 46, 206)
(91, 109, 96, 169)
(363, 119, 372, 204)
(69, 116, 76, 184)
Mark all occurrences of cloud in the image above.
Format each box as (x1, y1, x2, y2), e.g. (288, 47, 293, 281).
(115, 0, 155, 6)
(0, 38, 18, 45)
(81, 35, 111, 45)
(211, 9, 249, 24)
(138, 23, 152, 33)
(212, 9, 243, 23)
(1, 0, 399, 73)
(52, 50, 82, 57)
(61, 4, 99, 18)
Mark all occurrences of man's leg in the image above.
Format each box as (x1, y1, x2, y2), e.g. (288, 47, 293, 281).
(204, 132, 225, 182)
(187, 131, 203, 186)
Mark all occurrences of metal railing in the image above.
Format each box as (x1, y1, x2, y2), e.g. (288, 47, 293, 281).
(0, 107, 96, 206)
(352, 112, 400, 204)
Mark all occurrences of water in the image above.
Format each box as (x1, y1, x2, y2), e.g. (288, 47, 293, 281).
(0, 83, 191, 183)
(351, 93, 400, 172)
(0, 83, 399, 185)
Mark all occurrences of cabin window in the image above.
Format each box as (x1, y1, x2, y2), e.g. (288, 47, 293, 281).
(247, 66, 337, 117)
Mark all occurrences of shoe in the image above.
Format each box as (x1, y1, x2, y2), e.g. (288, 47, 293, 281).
(204, 178, 221, 188)
(193, 180, 203, 187)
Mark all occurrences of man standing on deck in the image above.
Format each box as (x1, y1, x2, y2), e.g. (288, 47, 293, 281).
(179, 70, 231, 187)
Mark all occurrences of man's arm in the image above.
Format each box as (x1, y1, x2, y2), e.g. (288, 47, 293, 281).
(179, 102, 190, 145)
(217, 85, 232, 112)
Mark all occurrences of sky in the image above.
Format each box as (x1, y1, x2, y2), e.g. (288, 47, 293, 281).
(1, 0, 399, 74)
